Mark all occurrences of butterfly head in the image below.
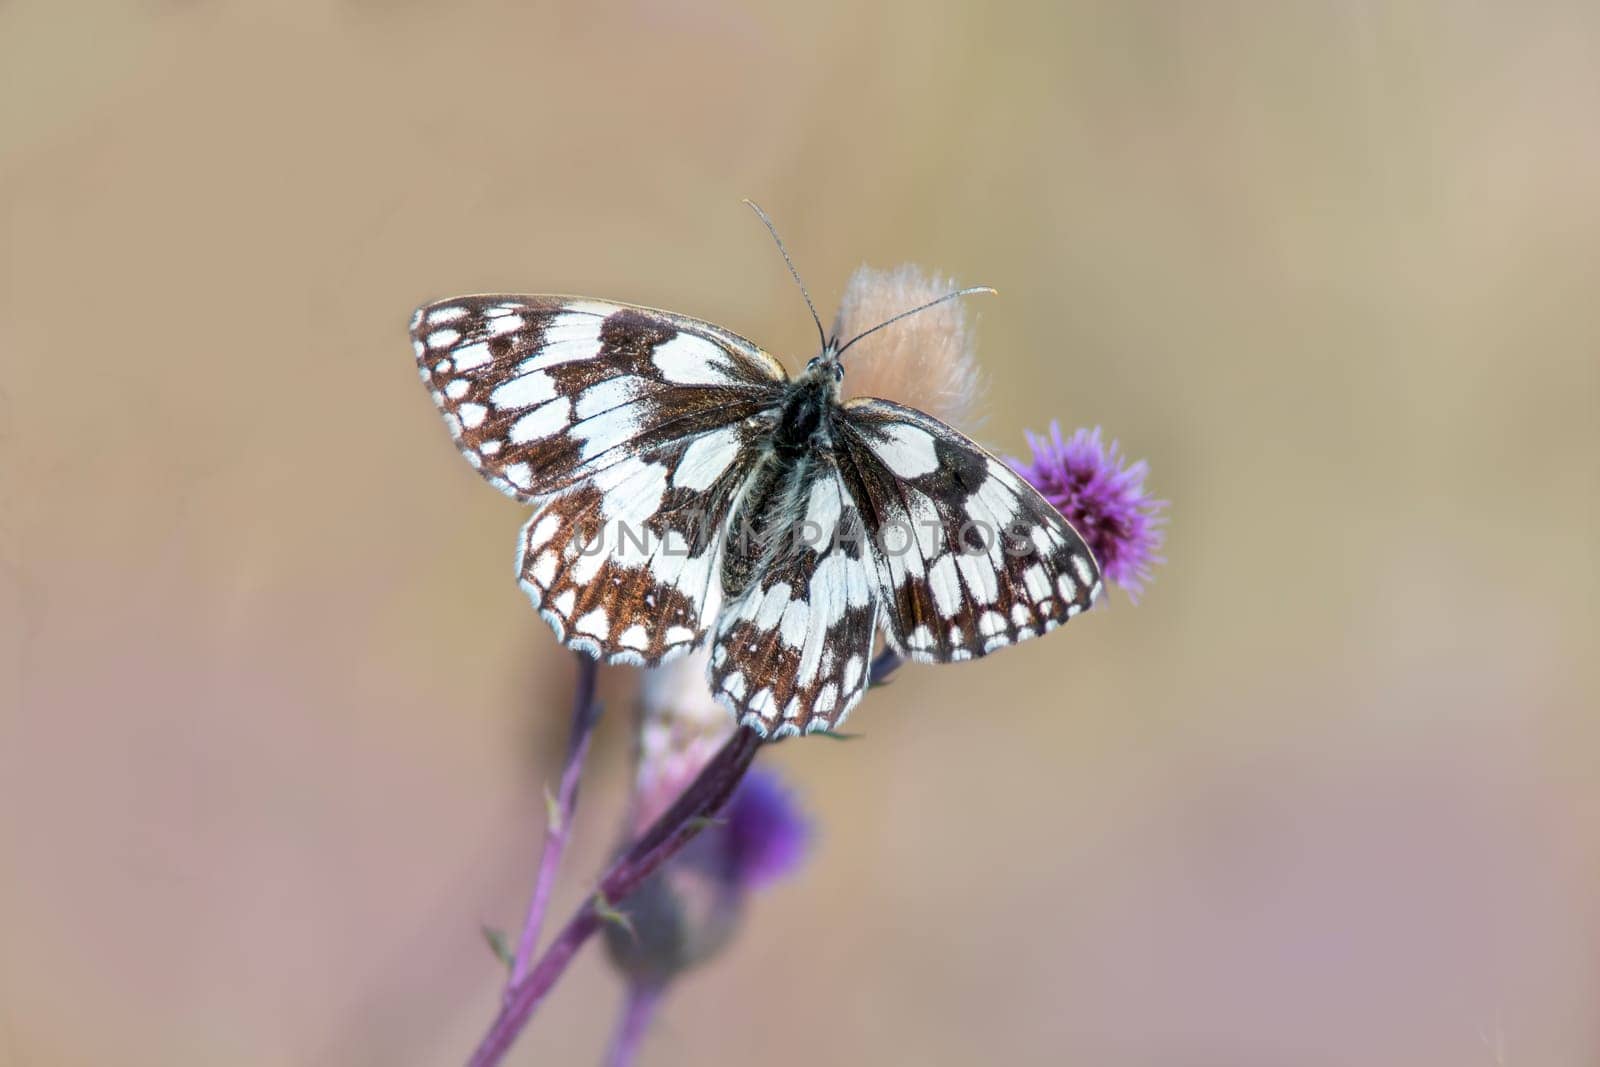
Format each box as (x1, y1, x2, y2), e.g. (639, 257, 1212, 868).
(803, 346, 847, 395)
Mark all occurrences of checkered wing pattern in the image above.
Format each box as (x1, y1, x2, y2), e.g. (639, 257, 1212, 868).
(412, 296, 786, 665)
(838, 398, 1102, 663)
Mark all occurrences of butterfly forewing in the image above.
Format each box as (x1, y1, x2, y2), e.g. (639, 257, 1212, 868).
(412, 295, 786, 501)
(838, 398, 1102, 663)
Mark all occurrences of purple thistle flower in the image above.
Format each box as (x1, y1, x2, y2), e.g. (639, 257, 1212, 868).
(1008, 423, 1166, 599)
(718, 767, 811, 891)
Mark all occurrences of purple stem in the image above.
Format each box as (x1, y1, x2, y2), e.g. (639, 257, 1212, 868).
(506, 652, 602, 995)
(467, 725, 765, 1067)
(603, 983, 665, 1067)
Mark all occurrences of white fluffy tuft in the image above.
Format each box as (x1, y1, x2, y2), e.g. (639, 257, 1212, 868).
(832, 263, 984, 431)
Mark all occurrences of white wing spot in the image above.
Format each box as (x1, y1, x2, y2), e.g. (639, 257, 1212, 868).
(975, 469, 1023, 524)
(927, 554, 963, 618)
(574, 609, 609, 640)
(574, 405, 645, 462)
(843, 655, 863, 693)
(530, 551, 558, 586)
(428, 306, 468, 325)
(651, 334, 727, 385)
(804, 476, 842, 534)
(504, 463, 533, 491)
(427, 328, 460, 349)
(870, 423, 940, 478)
(755, 583, 792, 629)
(1023, 564, 1051, 603)
(509, 397, 572, 443)
(1072, 554, 1095, 587)
(552, 589, 576, 617)
(491, 371, 557, 411)
(575, 377, 641, 419)
(452, 341, 494, 371)
(956, 550, 999, 606)
(526, 513, 562, 551)
(458, 402, 488, 429)
(445, 379, 470, 400)
(674, 426, 741, 491)
(778, 600, 810, 649)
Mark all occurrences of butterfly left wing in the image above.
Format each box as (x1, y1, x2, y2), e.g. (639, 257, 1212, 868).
(518, 421, 765, 666)
(837, 398, 1102, 663)
(708, 459, 880, 737)
(412, 295, 788, 664)
(412, 295, 787, 501)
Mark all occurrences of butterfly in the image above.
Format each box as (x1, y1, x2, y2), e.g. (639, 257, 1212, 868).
(412, 213, 1102, 739)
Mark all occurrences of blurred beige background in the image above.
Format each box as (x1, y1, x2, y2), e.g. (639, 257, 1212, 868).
(3, 2, 1597, 1065)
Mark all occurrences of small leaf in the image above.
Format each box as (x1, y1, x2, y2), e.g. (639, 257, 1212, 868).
(592, 891, 636, 942)
(481, 925, 514, 969)
(543, 785, 562, 835)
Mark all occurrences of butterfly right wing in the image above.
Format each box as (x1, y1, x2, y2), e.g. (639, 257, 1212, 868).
(413, 295, 788, 665)
(837, 398, 1102, 663)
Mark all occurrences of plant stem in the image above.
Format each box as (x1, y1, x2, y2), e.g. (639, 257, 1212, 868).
(467, 725, 764, 1067)
(603, 983, 664, 1067)
(507, 652, 602, 995)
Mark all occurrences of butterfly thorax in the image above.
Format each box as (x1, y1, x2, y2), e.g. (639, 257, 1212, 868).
(721, 360, 843, 598)
(772, 362, 841, 456)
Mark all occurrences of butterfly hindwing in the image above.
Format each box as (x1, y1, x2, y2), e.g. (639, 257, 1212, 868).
(838, 398, 1101, 663)
(708, 458, 880, 737)
(412, 295, 787, 501)
(518, 424, 766, 666)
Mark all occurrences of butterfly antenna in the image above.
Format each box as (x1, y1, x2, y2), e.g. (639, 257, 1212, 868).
(742, 199, 828, 353)
(834, 285, 997, 359)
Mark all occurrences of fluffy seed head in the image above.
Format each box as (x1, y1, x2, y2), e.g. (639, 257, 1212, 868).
(832, 263, 984, 431)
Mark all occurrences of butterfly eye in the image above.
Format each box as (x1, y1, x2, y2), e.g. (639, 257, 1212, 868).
(833, 363, 845, 383)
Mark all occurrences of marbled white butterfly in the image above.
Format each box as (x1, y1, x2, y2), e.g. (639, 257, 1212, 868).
(412, 211, 1101, 738)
